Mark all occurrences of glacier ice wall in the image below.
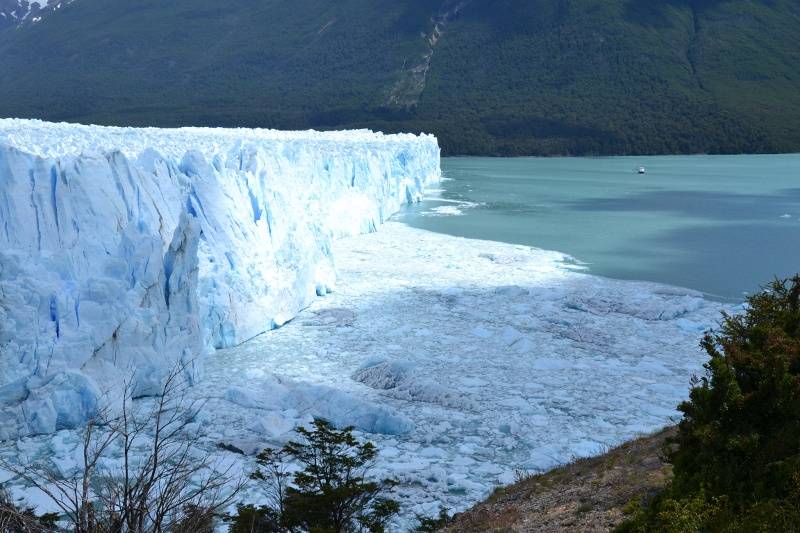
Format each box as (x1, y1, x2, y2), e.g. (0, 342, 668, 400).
(0, 119, 440, 439)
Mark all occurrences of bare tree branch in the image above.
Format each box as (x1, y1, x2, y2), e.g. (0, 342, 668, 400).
(1, 361, 242, 532)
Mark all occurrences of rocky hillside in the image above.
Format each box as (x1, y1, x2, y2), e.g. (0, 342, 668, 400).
(0, 0, 798, 156)
(444, 427, 675, 532)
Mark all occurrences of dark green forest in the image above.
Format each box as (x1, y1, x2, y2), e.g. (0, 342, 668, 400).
(1, 0, 798, 156)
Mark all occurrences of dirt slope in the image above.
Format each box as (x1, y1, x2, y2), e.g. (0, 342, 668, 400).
(444, 427, 675, 532)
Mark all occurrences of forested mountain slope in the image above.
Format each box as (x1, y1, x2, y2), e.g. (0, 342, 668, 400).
(1, 0, 798, 155)
(0, 0, 73, 29)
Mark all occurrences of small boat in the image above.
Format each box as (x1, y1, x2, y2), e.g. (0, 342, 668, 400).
(637, 166, 647, 174)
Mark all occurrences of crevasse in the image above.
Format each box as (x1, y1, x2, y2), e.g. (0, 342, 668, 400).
(0, 119, 440, 439)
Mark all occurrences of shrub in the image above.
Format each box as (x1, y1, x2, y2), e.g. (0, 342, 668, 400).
(227, 504, 280, 533)
(618, 276, 800, 532)
(229, 419, 400, 533)
(414, 508, 452, 532)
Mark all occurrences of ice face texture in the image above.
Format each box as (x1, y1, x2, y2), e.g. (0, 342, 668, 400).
(0, 119, 440, 439)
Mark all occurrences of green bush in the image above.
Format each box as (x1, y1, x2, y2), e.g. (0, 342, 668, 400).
(228, 419, 400, 533)
(619, 276, 800, 532)
(227, 504, 280, 533)
(413, 508, 452, 532)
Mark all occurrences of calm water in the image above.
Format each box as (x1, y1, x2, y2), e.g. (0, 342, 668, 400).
(396, 155, 800, 302)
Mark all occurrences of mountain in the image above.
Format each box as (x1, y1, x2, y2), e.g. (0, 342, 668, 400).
(0, 0, 798, 156)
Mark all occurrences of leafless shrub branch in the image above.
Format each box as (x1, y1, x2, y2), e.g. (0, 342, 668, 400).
(0, 362, 243, 532)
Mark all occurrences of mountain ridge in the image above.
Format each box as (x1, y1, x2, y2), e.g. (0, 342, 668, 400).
(0, 0, 798, 156)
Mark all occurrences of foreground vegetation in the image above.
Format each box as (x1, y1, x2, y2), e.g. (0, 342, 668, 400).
(228, 419, 400, 533)
(0, 371, 407, 533)
(618, 276, 800, 532)
(0, 368, 236, 532)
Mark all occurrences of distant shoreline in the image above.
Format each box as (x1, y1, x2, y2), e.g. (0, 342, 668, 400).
(441, 151, 800, 159)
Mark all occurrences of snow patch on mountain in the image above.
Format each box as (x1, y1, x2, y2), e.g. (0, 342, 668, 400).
(0, 119, 440, 439)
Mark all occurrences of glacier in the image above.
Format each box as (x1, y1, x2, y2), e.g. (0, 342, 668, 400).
(0, 122, 735, 526)
(0, 119, 440, 439)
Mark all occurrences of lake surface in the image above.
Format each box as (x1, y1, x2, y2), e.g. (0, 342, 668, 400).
(396, 155, 800, 301)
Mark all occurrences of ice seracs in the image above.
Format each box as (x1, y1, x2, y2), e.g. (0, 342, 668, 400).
(0, 119, 440, 439)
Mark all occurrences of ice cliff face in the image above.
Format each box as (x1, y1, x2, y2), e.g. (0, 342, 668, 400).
(0, 119, 440, 439)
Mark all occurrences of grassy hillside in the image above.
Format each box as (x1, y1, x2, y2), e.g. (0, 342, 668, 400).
(0, 0, 798, 155)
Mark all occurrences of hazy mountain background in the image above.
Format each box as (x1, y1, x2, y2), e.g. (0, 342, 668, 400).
(1, 0, 798, 156)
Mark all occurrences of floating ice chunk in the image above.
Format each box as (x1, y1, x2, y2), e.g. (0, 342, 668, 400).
(495, 285, 529, 298)
(675, 318, 708, 332)
(289, 385, 415, 435)
(562, 282, 707, 321)
(440, 287, 464, 299)
(225, 376, 414, 436)
(532, 357, 570, 371)
(499, 397, 531, 409)
(421, 200, 480, 217)
(471, 326, 493, 338)
(570, 440, 604, 458)
(353, 359, 415, 390)
(459, 376, 489, 387)
(353, 358, 473, 410)
(419, 446, 448, 459)
(225, 386, 270, 410)
(254, 412, 297, 440)
(500, 326, 524, 346)
(426, 206, 463, 216)
(511, 336, 536, 353)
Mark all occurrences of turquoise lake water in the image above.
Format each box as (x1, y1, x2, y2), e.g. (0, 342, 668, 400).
(396, 155, 800, 302)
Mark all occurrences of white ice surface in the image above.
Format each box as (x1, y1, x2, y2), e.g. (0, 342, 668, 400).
(0, 119, 439, 439)
(0, 119, 730, 528)
(418, 197, 481, 217)
(1, 222, 728, 528)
